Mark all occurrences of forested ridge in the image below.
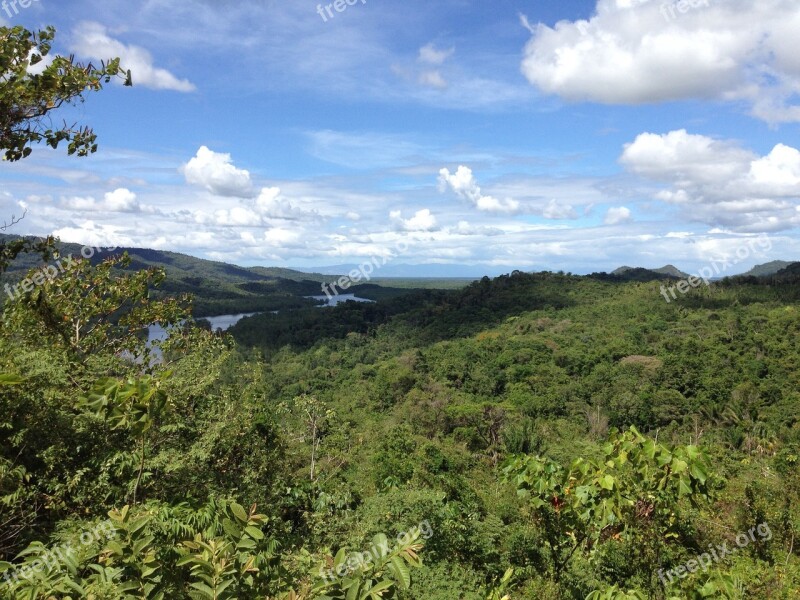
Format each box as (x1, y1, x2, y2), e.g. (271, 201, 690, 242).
(2, 257, 800, 599)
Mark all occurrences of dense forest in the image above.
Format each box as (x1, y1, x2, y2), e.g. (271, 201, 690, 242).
(2, 250, 800, 599)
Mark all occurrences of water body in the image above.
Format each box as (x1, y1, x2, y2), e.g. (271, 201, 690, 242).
(204, 312, 260, 330)
(147, 299, 371, 343)
(308, 294, 374, 307)
(147, 312, 259, 343)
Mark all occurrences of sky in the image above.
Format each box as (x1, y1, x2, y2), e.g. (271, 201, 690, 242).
(1, 0, 799, 277)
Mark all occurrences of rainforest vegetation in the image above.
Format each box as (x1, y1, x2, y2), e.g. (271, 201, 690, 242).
(2, 251, 800, 599)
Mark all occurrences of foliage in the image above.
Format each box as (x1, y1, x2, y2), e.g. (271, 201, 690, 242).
(0, 25, 129, 162)
(504, 427, 713, 591)
(3, 249, 800, 598)
(3, 252, 189, 363)
(308, 531, 424, 600)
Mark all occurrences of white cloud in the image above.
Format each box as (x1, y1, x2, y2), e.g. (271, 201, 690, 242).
(418, 70, 448, 89)
(418, 43, 454, 65)
(542, 199, 578, 220)
(52, 220, 137, 247)
(103, 188, 140, 211)
(183, 146, 254, 198)
(413, 43, 454, 89)
(520, 0, 800, 122)
(212, 206, 259, 227)
(255, 186, 316, 220)
(620, 129, 752, 183)
(62, 188, 140, 212)
(26, 49, 54, 76)
(390, 208, 438, 232)
(749, 144, 800, 192)
(71, 22, 196, 92)
(438, 166, 520, 214)
(604, 206, 632, 225)
(621, 130, 800, 231)
(264, 228, 302, 247)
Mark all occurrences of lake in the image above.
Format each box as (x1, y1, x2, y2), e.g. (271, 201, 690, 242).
(308, 294, 374, 307)
(148, 299, 373, 343)
(148, 312, 259, 343)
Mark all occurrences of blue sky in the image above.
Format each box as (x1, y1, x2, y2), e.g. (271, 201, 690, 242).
(1, 0, 799, 276)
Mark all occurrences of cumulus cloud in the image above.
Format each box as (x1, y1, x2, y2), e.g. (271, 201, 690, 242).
(71, 22, 196, 92)
(604, 206, 632, 225)
(621, 130, 800, 231)
(255, 186, 316, 220)
(390, 208, 438, 231)
(183, 146, 254, 198)
(192, 185, 317, 228)
(438, 166, 520, 214)
(52, 221, 136, 247)
(62, 188, 140, 212)
(211, 206, 260, 227)
(520, 0, 800, 122)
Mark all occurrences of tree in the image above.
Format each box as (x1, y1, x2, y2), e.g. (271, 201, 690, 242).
(0, 25, 128, 272)
(282, 395, 336, 485)
(2, 253, 189, 364)
(504, 427, 714, 590)
(0, 25, 129, 162)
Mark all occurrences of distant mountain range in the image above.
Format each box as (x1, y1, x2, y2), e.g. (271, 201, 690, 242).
(609, 261, 800, 280)
(738, 260, 794, 277)
(0, 235, 335, 283)
(0, 235, 339, 316)
(2, 234, 797, 287)
(612, 264, 689, 279)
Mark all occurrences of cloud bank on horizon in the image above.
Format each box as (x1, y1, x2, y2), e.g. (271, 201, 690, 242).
(1, 0, 799, 276)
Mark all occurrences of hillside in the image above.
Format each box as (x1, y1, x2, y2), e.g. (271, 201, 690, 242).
(0, 235, 339, 316)
(0, 234, 335, 282)
(611, 264, 689, 278)
(0, 236, 466, 316)
(4, 253, 800, 598)
(741, 260, 796, 277)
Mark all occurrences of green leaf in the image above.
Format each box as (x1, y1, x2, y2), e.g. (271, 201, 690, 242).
(689, 462, 708, 484)
(0, 374, 23, 385)
(106, 540, 124, 556)
(345, 580, 361, 600)
(189, 582, 215, 599)
(244, 526, 264, 540)
(389, 556, 411, 589)
(678, 475, 693, 497)
(230, 502, 248, 523)
(368, 579, 394, 598)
